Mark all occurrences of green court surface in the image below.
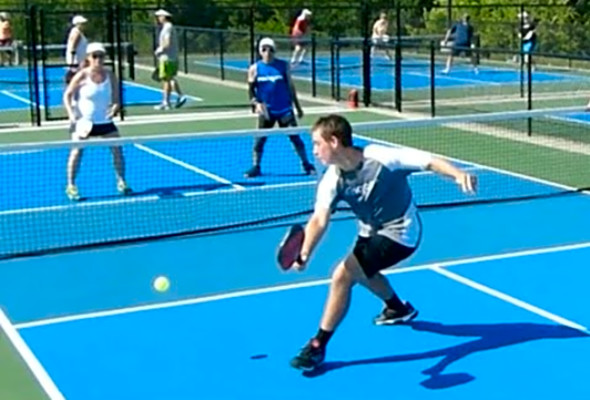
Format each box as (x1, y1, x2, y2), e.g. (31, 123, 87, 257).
(0, 330, 48, 400)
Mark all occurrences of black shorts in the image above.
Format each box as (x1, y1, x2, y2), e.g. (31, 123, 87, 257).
(258, 111, 297, 129)
(452, 43, 472, 57)
(353, 235, 416, 278)
(89, 123, 118, 137)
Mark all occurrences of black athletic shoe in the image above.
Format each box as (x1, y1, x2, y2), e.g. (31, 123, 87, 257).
(373, 301, 418, 326)
(244, 165, 261, 178)
(303, 162, 316, 175)
(290, 339, 325, 371)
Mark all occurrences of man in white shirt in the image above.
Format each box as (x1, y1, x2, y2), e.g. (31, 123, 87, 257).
(154, 9, 187, 110)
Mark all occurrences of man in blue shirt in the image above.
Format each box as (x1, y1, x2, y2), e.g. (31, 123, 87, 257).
(245, 37, 316, 178)
(441, 14, 478, 74)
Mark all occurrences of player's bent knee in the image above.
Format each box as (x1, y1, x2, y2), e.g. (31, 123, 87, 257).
(331, 263, 355, 287)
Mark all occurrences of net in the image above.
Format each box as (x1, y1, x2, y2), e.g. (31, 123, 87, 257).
(0, 106, 588, 259)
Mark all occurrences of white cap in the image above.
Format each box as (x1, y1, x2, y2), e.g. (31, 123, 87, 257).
(259, 37, 276, 51)
(0, 12, 10, 20)
(86, 42, 106, 55)
(302, 9, 312, 17)
(72, 15, 88, 25)
(155, 9, 172, 17)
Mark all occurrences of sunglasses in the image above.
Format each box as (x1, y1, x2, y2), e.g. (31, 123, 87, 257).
(261, 46, 275, 53)
(91, 53, 105, 59)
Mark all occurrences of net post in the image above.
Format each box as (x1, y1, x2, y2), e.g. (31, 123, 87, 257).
(430, 40, 435, 117)
(219, 30, 225, 80)
(311, 33, 316, 97)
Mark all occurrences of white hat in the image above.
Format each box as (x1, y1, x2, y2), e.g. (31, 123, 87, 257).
(302, 9, 312, 17)
(259, 37, 276, 51)
(155, 9, 172, 17)
(86, 42, 106, 55)
(72, 15, 88, 25)
(0, 12, 10, 20)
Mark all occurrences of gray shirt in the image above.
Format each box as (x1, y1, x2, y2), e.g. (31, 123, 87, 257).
(158, 22, 178, 61)
(315, 144, 432, 247)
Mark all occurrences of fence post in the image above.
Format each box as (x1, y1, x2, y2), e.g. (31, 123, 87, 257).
(114, 4, 125, 121)
(430, 40, 435, 117)
(527, 52, 533, 136)
(311, 33, 316, 97)
(361, 1, 371, 106)
(219, 30, 225, 81)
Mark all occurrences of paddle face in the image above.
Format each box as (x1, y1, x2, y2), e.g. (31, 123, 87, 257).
(277, 224, 305, 270)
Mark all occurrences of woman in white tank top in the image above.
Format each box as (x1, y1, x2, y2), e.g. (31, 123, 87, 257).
(63, 42, 131, 201)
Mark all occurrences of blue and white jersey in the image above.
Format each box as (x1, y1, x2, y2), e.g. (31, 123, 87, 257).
(254, 59, 293, 117)
(315, 144, 432, 247)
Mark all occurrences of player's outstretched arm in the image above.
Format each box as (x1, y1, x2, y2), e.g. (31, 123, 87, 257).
(294, 207, 330, 271)
(428, 157, 477, 194)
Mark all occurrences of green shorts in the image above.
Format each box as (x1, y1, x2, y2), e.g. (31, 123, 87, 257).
(158, 60, 178, 80)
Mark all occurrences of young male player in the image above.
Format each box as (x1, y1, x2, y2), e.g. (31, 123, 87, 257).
(371, 12, 393, 60)
(289, 114, 477, 371)
(290, 9, 312, 67)
(244, 37, 315, 178)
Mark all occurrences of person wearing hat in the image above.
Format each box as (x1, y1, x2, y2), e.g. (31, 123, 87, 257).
(244, 37, 315, 178)
(65, 15, 89, 75)
(63, 42, 131, 201)
(154, 9, 187, 110)
(0, 12, 13, 66)
(290, 8, 312, 67)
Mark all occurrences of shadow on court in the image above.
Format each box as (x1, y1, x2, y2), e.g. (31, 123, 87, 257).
(303, 321, 587, 389)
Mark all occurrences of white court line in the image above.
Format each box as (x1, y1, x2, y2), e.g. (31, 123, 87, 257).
(1, 90, 36, 106)
(14, 240, 590, 330)
(0, 180, 312, 217)
(0, 308, 65, 399)
(406, 70, 503, 86)
(133, 144, 245, 190)
(124, 80, 203, 102)
(432, 266, 589, 333)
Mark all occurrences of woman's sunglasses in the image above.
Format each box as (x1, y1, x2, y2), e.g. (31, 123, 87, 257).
(261, 46, 274, 53)
(91, 53, 105, 60)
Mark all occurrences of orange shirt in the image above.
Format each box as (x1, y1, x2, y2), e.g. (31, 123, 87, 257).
(291, 18, 309, 36)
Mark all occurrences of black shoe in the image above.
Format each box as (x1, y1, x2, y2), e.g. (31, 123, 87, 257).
(244, 165, 261, 178)
(373, 301, 418, 326)
(303, 162, 316, 175)
(290, 339, 325, 371)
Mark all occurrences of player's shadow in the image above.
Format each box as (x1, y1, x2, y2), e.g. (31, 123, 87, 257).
(303, 321, 587, 389)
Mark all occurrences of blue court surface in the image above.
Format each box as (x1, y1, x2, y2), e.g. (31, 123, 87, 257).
(199, 53, 586, 92)
(0, 66, 196, 112)
(1, 114, 590, 399)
